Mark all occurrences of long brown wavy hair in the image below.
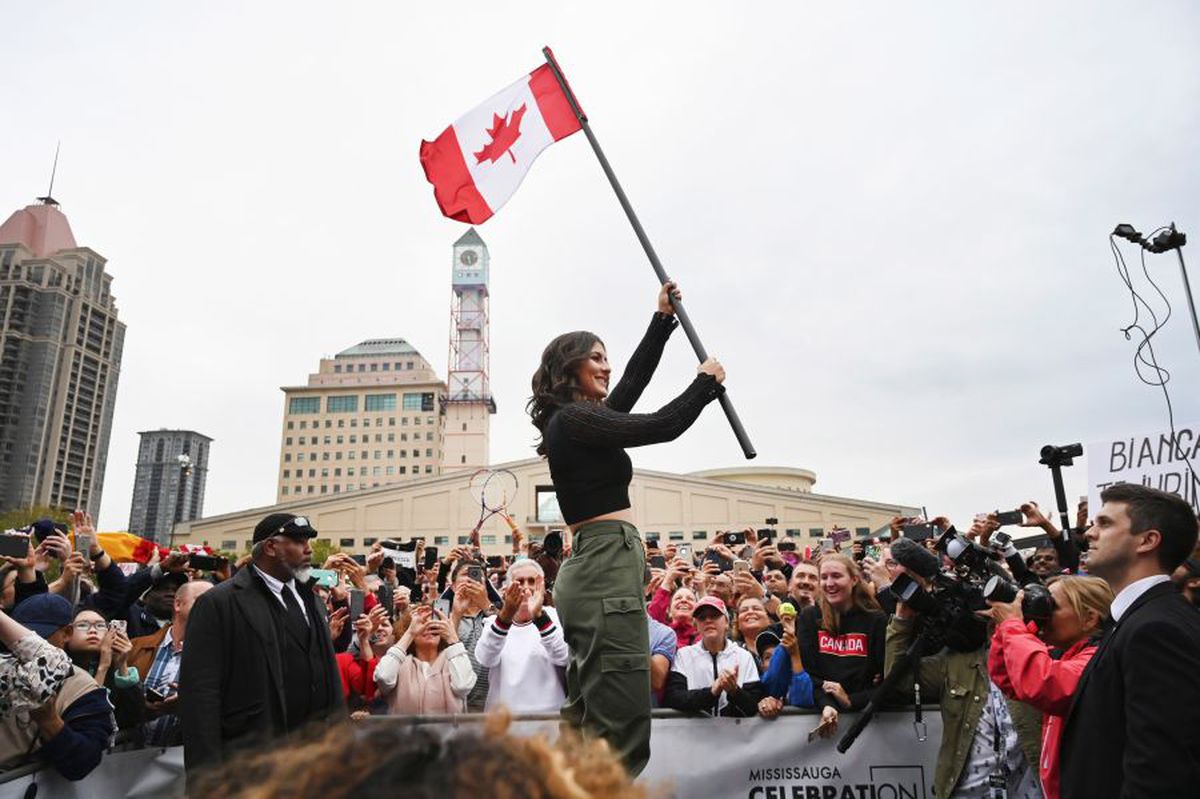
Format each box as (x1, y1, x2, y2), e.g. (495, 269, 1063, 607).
(191, 711, 649, 799)
(816, 553, 881, 634)
(528, 331, 604, 456)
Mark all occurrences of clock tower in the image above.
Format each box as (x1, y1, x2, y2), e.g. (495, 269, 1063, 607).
(443, 228, 495, 472)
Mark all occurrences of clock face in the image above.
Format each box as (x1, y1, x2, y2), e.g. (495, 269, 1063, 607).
(460, 250, 478, 266)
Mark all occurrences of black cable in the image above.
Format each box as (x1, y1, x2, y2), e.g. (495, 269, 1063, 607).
(1109, 234, 1199, 486)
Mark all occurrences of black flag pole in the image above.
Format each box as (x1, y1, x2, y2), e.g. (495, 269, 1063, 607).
(542, 47, 757, 460)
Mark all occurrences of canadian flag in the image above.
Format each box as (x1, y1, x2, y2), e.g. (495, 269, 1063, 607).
(420, 62, 582, 224)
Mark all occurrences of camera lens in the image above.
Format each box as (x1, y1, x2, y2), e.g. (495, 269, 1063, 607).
(984, 575, 1019, 603)
(1021, 583, 1056, 622)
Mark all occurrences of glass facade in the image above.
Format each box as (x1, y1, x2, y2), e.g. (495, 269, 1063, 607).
(365, 393, 397, 412)
(289, 396, 320, 414)
(327, 395, 359, 413)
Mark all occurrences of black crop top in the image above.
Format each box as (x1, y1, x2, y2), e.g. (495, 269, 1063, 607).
(544, 313, 725, 525)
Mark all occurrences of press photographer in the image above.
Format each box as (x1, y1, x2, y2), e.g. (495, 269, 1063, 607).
(981, 575, 1112, 799)
(878, 525, 1043, 799)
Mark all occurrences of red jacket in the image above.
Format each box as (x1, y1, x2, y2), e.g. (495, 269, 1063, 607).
(648, 587, 699, 647)
(335, 652, 379, 705)
(988, 618, 1097, 799)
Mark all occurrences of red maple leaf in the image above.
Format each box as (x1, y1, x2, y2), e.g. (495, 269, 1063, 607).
(473, 104, 527, 165)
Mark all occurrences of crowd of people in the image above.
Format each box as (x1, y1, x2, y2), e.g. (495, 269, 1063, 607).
(0, 287, 1196, 798)
(0, 483, 1194, 798)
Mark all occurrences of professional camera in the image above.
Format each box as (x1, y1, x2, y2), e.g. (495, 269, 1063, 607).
(889, 526, 1011, 653)
(983, 577, 1056, 630)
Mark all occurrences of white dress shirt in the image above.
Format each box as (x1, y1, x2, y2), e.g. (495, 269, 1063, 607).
(1110, 573, 1171, 622)
(253, 565, 309, 623)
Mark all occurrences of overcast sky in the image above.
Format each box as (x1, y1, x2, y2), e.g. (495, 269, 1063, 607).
(4, 2, 1199, 531)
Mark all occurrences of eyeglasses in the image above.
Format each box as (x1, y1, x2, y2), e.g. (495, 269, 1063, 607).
(73, 621, 109, 632)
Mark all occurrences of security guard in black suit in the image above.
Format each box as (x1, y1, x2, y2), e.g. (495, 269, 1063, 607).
(180, 513, 344, 775)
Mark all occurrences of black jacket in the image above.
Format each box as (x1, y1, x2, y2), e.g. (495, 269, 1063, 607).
(1059, 580, 1200, 799)
(178, 566, 344, 774)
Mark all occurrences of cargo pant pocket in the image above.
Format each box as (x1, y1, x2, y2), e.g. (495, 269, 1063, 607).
(602, 596, 648, 653)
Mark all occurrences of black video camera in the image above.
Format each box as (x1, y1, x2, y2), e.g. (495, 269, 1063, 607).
(1039, 443, 1082, 468)
(890, 526, 1011, 653)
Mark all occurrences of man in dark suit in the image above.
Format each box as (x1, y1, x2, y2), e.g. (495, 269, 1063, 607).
(1060, 483, 1200, 799)
(179, 513, 344, 775)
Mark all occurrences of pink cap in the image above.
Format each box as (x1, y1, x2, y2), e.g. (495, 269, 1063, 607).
(693, 596, 727, 617)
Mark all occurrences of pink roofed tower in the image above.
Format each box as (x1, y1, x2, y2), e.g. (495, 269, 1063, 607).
(0, 191, 125, 517)
(0, 201, 78, 259)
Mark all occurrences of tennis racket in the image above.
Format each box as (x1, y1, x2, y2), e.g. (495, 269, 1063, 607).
(468, 468, 519, 547)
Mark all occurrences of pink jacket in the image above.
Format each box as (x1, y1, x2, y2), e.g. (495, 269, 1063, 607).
(648, 587, 699, 648)
(988, 618, 1097, 799)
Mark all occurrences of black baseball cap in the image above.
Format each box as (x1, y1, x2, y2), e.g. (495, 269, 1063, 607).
(252, 513, 318, 544)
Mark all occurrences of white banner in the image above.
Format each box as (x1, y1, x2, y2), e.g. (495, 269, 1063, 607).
(0, 711, 940, 799)
(1088, 422, 1200, 517)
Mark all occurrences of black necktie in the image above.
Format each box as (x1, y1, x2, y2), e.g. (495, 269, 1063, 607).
(281, 583, 309, 630)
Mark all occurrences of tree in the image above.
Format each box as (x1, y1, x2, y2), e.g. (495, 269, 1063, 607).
(309, 538, 340, 567)
(0, 505, 70, 533)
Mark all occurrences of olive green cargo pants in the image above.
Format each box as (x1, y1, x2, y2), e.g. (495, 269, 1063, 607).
(555, 520, 651, 776)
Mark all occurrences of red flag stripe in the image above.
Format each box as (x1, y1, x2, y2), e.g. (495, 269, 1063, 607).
(419, 126, 493, 224)
(529, 64, 582, 141)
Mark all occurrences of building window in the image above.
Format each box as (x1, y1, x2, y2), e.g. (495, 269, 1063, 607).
(323, 436, 331, 445)
(327, 395, 359, 413)
(398, 466, 406, 474)
(692, 531, 707, 540)
(382, 363, 389, 371)
(339, 538, 355, 548)
(366, 393, 397, 412)
(370, 363, 377, 372)
(387, 433, 395, 442)
(221, 540, 237, 551)
(668, 531, 685, 541)
(283, 469, 290, 478)
(307, 486, 315, 494)
(334, 365, 341, 373)
(308, 469, 316, 477)
(424, 465, 432, 474)
(402, 393, 423, 411)
(855, 527, 871, 537)
(281, 487, 289, 495)
(434, 536, 449, 545)
(334, 468, 341, 476)
(372, 466, 381, 476)
(335, 452, 343, 460)
(320, 486, 328, 494)
(289, 396, 320, 414)
(336, 435, 344, 444)
(285, 437, 293, 445)
(386, 466, 394, 475)
(482, 535, 496, 545)
(284, 454, 292, 462)
(287, 422, 294, 430)
(425, 448, 432, 457)
(374, 451, 381, 459)
(363, 537, 377, 546)
(337, 419, 344, 428)
(809, 528, 824, 538)
(457, 536, 471, 545)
